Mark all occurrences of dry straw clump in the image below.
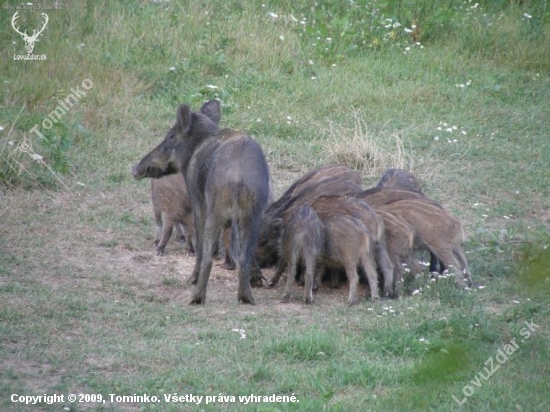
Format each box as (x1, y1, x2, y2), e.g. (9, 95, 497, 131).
(323, 111, 413, 179)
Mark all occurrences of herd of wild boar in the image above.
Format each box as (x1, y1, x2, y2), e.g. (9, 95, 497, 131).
(132, 100, 473, 306)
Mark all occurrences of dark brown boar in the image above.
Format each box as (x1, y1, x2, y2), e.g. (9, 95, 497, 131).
(269, 165, 362, 215)
(217, 134, 275, 272)
(376, 168, 423, 193)
(378, 199, 472, 288)
(358, 186, 445, 274)
(151, 173, 195, 255)
(374, 209, 415, 295)
(272, 209, 378, 305)
(374, 169, 445, 274)
(277, 205, 325, 304)
(257, 176, 363, 269)
(309, 196, 394, 298)
(356, 187, 427, 208)
(132, 100, 271, 305)
(322, 215, 379, 305)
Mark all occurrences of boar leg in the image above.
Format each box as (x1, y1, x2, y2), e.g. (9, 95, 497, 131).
(156, 217, 174, 256)
(266, 258, 287, 288)
(188, 207, 205, 286)
(174, 223, 186, 243)
(249, 259, 265, 287)
(232, 218, 257, 304)
(361, 253, 380, 301)
(375, 242, 394, 298)
(428, 245, 469, 288)
(229, 222, 263, 287)
(183, 221, 195, 254)
(389, 255, 403, 298)
(343, 262, 360, 306)
(153, 207, 163, 247)
(453, 248, 473, 287)
(281, 252, 298, 303)
(189, 214, 223, 305)
(429, 252, 446, 274)
(221, 226, 236, 270)
(303, 253, 317, 304)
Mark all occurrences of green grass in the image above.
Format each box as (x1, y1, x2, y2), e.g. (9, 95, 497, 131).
(1, 0, 550, 411)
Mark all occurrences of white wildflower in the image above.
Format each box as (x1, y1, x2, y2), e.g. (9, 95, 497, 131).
(232, 328, 247, 339)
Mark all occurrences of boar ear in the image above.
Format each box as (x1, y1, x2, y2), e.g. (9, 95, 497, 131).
(200, 99, 221, 125)
(177, 104, 192, 133)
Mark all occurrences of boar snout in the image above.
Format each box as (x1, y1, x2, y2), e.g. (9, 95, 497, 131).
(131, 164, 142, 179)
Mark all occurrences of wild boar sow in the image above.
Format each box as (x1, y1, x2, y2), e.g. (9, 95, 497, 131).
(151, 173, 195, 255)
(132, 100, 270, 305)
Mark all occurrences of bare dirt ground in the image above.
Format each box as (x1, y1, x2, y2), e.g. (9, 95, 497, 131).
(0, 168, 362, 318)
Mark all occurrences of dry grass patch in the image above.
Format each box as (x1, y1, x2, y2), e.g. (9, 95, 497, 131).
(323, 111, 411, 178)
(322, 111, 444, 185)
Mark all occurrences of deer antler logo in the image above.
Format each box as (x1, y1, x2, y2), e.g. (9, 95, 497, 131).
(11, 11, 49, 54)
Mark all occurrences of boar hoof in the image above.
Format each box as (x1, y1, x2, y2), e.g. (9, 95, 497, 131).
(265, 280, 277, 288)
(238, 292, 256, 305)
(383, 291, 395, 300)
(348, 298, 359, 306)
(304, 297, 313, 305)
(456, 278, 473, 289)
(250, 276, 264, 288)
(280, 294, 291, 303)
(189, 294, 206, 305)
(221, 262, 236, 270)
(155, 247, 165, 256)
